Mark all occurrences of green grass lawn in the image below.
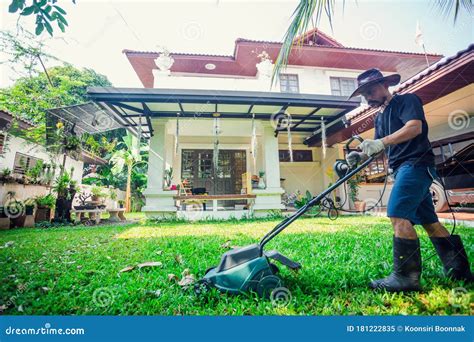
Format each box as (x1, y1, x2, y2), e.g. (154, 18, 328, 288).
(0, 216, 472, 315)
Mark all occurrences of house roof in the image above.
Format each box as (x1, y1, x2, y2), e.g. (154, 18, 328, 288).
(305, 43, 474, 147)
(0, 110, 34, 130)
(86, 87, 361, 140)
(123, 30, 442, 88)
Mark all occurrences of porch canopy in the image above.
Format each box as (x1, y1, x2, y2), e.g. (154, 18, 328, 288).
(86, 87, 360, 141)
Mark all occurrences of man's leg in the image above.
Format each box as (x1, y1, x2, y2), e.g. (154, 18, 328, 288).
(369, 216, 422, 291)
(421, 220, 472, 281)
(369, 165, 423, 292)
(391, 217, 418, 239)
(412, 175, 472, 282)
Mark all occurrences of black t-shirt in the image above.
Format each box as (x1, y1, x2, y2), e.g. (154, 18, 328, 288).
(374, 93, 435, 170)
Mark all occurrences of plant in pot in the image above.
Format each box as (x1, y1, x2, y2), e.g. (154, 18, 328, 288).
(23, 198, 35, 227)
(91, 186, 106, 202)
(294, 190, 321, 217)
(163, 167, 173, 190)
(0, 167, 12, 183)
(348, 173, 365, 212)
(258, 171, 266, 189)
(34, 194, 55, 223)
(4, 191, 26, 228)
(0, 205, 10, 230)
(109, 189, 118, 208)
(52, 169, 77, 223)
(118, 200, 125, 209)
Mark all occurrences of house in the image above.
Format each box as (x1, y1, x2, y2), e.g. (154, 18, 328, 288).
(0, 109, 105, 201)
(86, 30, 443, 219)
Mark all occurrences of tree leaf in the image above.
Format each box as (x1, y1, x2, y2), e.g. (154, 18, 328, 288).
(35, 22, 44, 35)
(53, 5, 67, 15)
(43, 20, 53, 36)
(119, 266, 134, 273)
(137, 261, 162, 269)
(20, 5, 35, 16)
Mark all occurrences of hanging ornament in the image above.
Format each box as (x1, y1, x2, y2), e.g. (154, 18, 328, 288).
(175, 112, 180, 156)
(213, 113, 221, 173)
(137, 112, 142, 154)
(287, 120, 293, 162)
(251, 112, 257, 172)
(321, 119, 327, 159)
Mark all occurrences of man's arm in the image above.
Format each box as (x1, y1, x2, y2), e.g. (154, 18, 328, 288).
(381, 119, 422, 146)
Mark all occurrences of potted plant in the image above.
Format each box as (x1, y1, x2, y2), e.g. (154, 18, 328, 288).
(163, 167, 173, 189)
(91, 186, 106, 202)
(258, 171, 266, 189)
(348, 173, 366, 212)
(294, 190, 321, 217)
(74, 192, 94, 210)
(118, 200, 125, 209)
(24, 198, 35, 227)
(109, 188, 118, 208)
(0, 206, 10, 230)
(34, 194, 55, 223)
(0, 168, 12, 183)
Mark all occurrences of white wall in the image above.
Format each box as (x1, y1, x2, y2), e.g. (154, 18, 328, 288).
(154, 65, 365, 94)
(0, 134, 84, 183)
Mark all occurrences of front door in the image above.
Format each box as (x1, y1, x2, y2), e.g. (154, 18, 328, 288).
(181, 149, 246, 195)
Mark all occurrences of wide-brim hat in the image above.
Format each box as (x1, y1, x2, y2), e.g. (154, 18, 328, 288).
(348, 68, 401, 99)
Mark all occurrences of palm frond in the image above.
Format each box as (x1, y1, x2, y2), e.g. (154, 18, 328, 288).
(433, 0, 473, 23)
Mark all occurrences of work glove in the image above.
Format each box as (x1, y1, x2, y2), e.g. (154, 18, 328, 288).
(346, 151, 369, 168)
(359, 139, 385, 156)
(346, 151, 361, 168)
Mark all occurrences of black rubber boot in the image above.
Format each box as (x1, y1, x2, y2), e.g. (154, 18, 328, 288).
(430, 234, 472, 282)
(369, 237, 422, 292)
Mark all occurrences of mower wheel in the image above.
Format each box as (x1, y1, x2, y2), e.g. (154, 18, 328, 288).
(256, 275, 282, 298)
(194, 279, 212, 296)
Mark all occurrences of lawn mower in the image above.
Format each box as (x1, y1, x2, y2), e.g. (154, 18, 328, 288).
(195, 136, 376, 298)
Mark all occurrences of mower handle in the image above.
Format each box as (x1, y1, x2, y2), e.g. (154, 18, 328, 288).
(345, 135, 364, 153)
(259, 150, 376, 252)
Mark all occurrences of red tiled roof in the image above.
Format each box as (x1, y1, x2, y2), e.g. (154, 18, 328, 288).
(123, 31, 443, 88)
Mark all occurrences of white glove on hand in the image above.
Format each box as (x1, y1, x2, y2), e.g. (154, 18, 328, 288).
(359, 139, 385, 156)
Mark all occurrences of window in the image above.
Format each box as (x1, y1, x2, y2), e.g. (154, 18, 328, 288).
(280, 74, 299, 93)
(279, 150, 313, 162)
(330, 77, 358, 97)
(13, 153, 41, 175)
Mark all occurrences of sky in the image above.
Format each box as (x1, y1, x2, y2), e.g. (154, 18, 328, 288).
(0, 0, 472, 88)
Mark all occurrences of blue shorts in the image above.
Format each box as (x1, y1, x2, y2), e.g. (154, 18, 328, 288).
(387, 163, 439, 225)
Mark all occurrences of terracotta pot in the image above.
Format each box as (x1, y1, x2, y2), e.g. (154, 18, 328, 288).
(10, 215, 26, 228)
(35, 207, 52, 223)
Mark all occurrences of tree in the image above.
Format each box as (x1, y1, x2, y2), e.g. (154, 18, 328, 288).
(110, 133, 148, 213)
(8, 0, 75, 36)
(271, 0, 473, 87)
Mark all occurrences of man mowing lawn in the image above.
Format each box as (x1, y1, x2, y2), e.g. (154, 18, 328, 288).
(347, 68, 472, 292)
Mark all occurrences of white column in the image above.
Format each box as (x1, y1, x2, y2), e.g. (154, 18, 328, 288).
(142, 120, 177, 217)
(252, 123, 284, 214)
